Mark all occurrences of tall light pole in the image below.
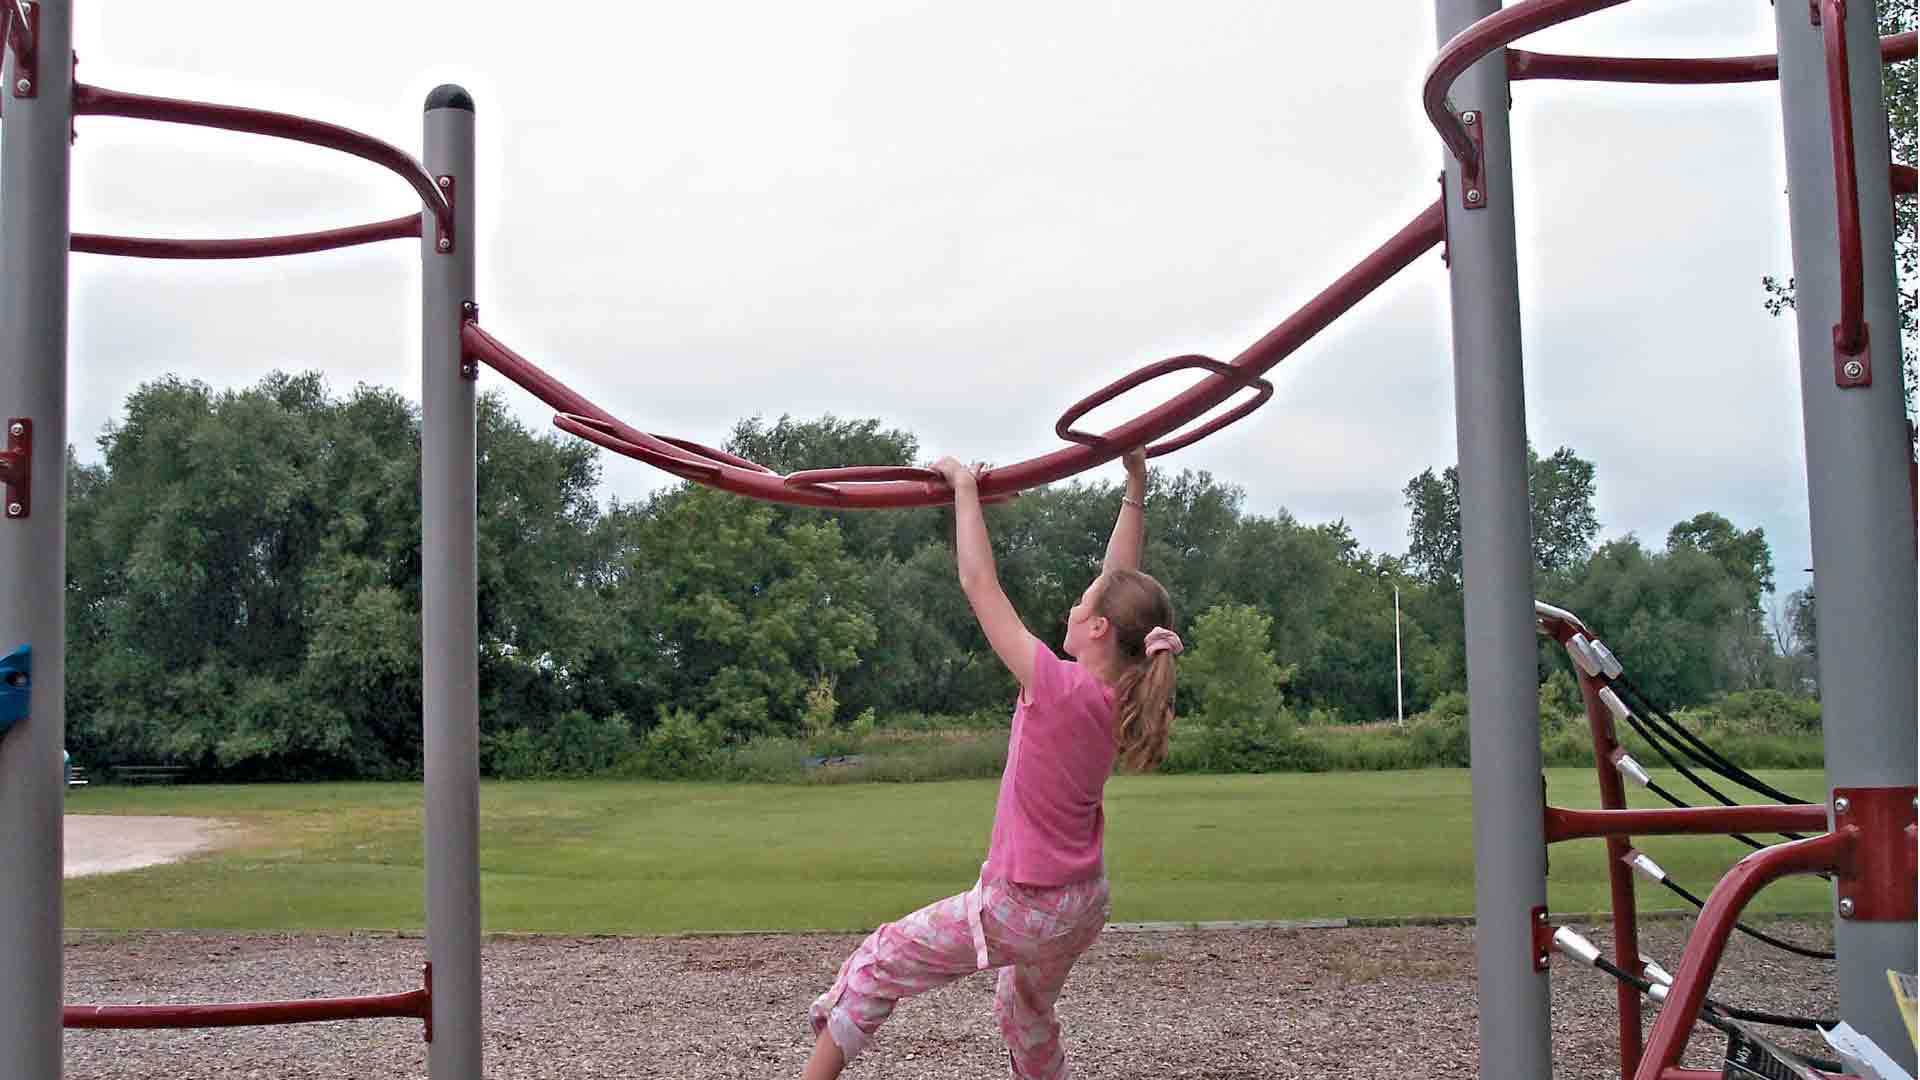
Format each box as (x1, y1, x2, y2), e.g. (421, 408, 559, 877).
(1383, 568, 1405, 725)
(1392, 579, 1404, 726)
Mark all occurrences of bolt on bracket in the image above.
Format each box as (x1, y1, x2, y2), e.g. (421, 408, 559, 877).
(1, 417, 30, 519)
(458, 301, 479, 380)
(1531, 905, 1552, 971)
(1459, 110, 1487, 211)
(434, 175, 456, 255)
(1833, 322, 1870, 388)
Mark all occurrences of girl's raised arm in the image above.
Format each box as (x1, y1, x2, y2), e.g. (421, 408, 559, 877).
(1101, 448, 1148, 576)
(929, 457, 1039, 688)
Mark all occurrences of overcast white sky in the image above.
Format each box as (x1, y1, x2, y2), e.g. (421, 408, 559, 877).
(42, 1, 1882, 598)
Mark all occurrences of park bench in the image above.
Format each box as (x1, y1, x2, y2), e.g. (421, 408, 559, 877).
(110, 764, 188, 785)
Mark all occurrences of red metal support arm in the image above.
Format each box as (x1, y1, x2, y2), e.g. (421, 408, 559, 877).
(71, 213, 421, 260)
(1425, 0, 1633, 167)
(1818, 0, 1870, 372)
(1544, 802, 1829, 843)
(1508, 29, 1915, 83)
(71, 83, 454, 245)
(1632, 831, 1853, 1080)
(476, 200, 1444, 510)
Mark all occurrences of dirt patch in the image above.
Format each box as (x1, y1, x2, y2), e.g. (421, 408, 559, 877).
(64, 816, 243, 879)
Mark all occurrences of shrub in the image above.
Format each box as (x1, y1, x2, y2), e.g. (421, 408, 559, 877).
(1704, 690, 1821, 736)
(1183, 604, 1291, 735)
(637, 706, 724, 779)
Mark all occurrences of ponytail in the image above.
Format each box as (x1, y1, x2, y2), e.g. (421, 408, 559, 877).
(1113, 650, 1177, 772)
(1094, 569, 1180, 772)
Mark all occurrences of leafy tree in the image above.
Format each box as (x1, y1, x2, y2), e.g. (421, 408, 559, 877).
(1181, 603, 1291, 732)
(1403, 444, 1600, 588)
(1547, 537, 1751, 707)
(1665, 512, 1775, 613)
(65, 374, 612, 778)
(599, 484, 877, 739)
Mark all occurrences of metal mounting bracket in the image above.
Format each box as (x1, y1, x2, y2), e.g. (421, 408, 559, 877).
(1459, 110, 1486, 211)
(0, 417, 30, 519)
(6, 0, 38, 100)
(1833, 322, 1871, 388)
(434, 174, 456, 255)
(1531, 905, 1551, 971)
(458, 301, 479, 380)
(1832, 785, 1916, 922)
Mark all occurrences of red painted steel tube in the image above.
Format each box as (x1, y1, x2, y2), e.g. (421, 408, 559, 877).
(1894, 164, 1917, 196)
(1821, 0, 1867, 357)
(71, 83, 454, 240)
(1633, 831, 1853, 1080)
(70, 213, 421, 259)
(1425, 0, 1632, 165)
(1507, 29, 1914, 84)
(1509, 49, 1777, 83)
(1545, 802, 1829, 843)
(63, 988, 430, 1030)
(472, 200, 1446, 509)
(1577, 673, 1645, 1076)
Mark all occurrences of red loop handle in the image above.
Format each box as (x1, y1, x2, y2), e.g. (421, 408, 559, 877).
(1054, 355, 1274, 460)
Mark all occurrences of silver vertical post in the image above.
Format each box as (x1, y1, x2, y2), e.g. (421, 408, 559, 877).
(1773, 3, 1917, 1070)
(1393, 583, 1404, 726)
(1434, 2, 1553, 1078)
(0, 1, 71, 1076)
(422, 84, 482, 1080)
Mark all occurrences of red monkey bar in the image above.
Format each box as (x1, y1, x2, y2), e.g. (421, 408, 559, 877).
(66, 965, 431, 1039)
(470, 200, 1443, 509)
(68, 83, 450, 259)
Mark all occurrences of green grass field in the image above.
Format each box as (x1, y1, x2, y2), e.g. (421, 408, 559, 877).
(64, 769, 1833, 935)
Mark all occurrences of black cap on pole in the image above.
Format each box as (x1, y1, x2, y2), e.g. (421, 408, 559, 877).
(425, 85, 475, 112)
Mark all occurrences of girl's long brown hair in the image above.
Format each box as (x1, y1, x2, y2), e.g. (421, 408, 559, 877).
(1097, 569, 1178, 772)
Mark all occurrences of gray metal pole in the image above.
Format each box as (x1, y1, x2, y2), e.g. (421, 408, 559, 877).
(1393, 584, 1404, 726)
(1772, 3, 1917, 1070)
(0, 2, 72, 1076)
(1433, 3, 1553, 1077)
(422, 84, 482, 1080)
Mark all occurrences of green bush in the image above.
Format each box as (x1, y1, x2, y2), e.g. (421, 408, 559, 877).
(1702, 690, 1821, 736)
(809, 732, 1008, 784)
(637, 706, 724, 780)
(480, 727, 553, 780)
(1183, 604, 1291, 735)
(717, 735, 809, 782)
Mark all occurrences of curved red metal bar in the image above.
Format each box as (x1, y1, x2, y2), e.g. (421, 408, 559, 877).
(1508, 29, 1915, 84)
(64, 987, 430, 1030)
(72, 83, 454, 243)
(1894, 163, 1918, 197)
(1426, 0, 1632, 165)
(1543, 802, 1828, 842)
(1631, 831, 1852, 1080)
(471, 199, 1445, 509)
(71, 213, 421, 259)
(1820, 0, 1867, 358)
(1053, 355, 1274, 460)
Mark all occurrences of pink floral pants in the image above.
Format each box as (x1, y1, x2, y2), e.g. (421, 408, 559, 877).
(809, 868, 1111, 1079)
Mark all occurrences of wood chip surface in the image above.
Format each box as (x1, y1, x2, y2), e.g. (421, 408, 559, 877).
(62, 918, 1842, 1078)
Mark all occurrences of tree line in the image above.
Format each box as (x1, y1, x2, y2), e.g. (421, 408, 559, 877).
(57, 372, 1813, 780)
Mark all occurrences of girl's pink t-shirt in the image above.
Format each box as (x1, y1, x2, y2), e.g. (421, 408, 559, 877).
(982, 640, 1118, 887)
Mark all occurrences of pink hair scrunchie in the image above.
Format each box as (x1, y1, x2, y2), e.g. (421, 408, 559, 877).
(1143, 626, 1184, 657)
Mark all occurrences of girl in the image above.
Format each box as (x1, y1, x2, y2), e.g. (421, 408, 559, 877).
(801, 448, 1181, 1080)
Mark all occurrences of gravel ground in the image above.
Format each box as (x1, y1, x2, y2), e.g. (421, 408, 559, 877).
(61, 917, 1842, 1079)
